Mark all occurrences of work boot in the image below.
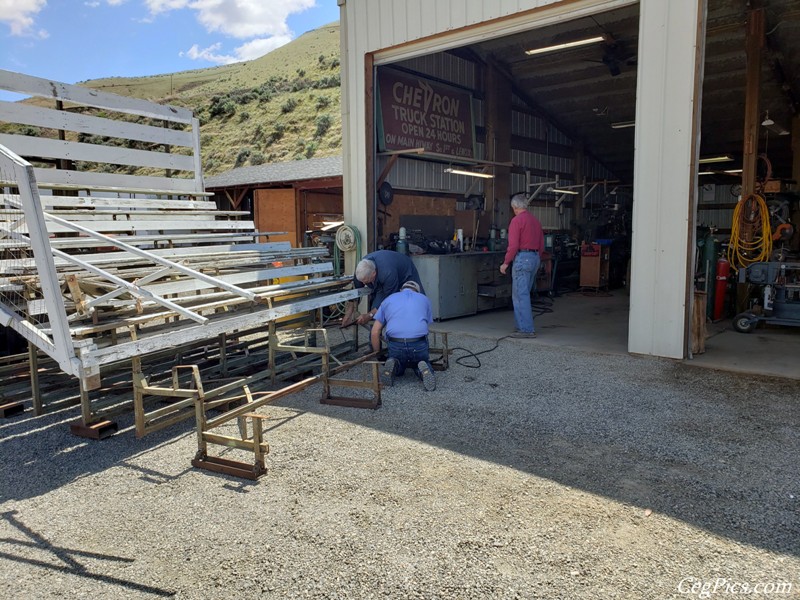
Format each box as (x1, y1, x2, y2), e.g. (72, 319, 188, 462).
(382, 357, 397, 387)
(510, 331, 537, 338)
(418, 361, 436, 391)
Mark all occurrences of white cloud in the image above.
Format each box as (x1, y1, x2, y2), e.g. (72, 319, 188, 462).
(149, 0, 316, 39)
(181, 34, 291, 65)
(0, 0, 47, 36)
(146, 0, 188, 14)
(84, 1, 125, 7)
(162, 0, 315, 65)
(181, 42, 229, 63)
(230, 36, 292, 60)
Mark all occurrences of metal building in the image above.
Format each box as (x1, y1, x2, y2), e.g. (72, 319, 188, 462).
(337, 0, 800, 360)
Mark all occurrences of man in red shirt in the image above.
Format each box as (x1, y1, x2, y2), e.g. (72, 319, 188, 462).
(500, 193, 545, 338)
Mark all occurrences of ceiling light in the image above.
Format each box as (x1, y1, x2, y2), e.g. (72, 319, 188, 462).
(525, 35, 606, 56)
(698, 169, 742, 176)
(444, 168, 494, 179)
(762, 111, 790, 136)
(699, 154, 734, 164)
(549, 188, 579, 195)
(610, 121, 635, 129)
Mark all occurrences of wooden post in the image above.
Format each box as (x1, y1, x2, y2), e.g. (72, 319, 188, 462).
(132, 356, 147, 437)
(691, 291, 707, 355)
(268, 321, 277, 384)
(741, 9, 764, 198)
(79, 377, 92, 424)
(194, 389, 208, 458)
(736, 9, 764, 313)
(484, 62, 513, 231)
(29, 342, 42, 415)
(219, 333, 228, 377)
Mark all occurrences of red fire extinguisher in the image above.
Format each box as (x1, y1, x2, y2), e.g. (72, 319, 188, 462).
(713, 257, 730, 321)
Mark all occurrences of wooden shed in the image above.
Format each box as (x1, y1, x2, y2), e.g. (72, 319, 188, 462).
(205, 156, 343, 248)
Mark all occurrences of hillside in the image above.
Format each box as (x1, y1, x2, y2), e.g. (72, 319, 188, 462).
(80, 23, 343, 176)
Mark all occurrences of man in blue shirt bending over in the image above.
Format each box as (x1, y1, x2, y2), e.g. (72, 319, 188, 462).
(370, 280, 436, 391)
(342, 249, 425, 327)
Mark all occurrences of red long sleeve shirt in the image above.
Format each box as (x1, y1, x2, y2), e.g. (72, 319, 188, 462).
(504, 210, 545, 265)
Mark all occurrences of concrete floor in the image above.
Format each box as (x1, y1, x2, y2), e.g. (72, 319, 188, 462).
(431, 291, 800, 381)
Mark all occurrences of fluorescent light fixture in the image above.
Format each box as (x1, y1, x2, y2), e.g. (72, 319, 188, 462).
(698, 169, 741, 176)
(610, 120, 635, 129)
(549, 188, 579, 195)
(444, 167, 494, 179)
(699, 154, 734, 164)
(525, 35, 605, 56)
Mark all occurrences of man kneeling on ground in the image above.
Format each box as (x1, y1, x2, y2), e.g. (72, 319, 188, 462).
(370, 281, 436, 391)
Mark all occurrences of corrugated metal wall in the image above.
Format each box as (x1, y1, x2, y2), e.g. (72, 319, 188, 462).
(696, 183, 737, 230)
(359, 0, 564, 53)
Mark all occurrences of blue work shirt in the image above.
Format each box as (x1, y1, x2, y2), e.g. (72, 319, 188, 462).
(353, 250, 425, 310)
(374, 289, 432, 339)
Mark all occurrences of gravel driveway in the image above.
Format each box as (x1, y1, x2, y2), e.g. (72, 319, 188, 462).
(1, 333, 798, 599)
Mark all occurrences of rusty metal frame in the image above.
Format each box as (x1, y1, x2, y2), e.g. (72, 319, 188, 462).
(191, 336, 381, 480)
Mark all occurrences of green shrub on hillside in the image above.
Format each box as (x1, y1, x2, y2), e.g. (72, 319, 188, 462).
(234, 148, 251, 167)
(314, 114, 332, 139)
(314, 75, 340, 89)
(209, 95, 236, 118)
(281, 98, 298, 114)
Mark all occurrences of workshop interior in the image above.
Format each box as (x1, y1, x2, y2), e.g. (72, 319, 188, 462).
(319, 1, 799, 360)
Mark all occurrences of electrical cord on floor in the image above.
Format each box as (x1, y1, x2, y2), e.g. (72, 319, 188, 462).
(450, 296, 551, 368)
(449, 337, 509, 369)
(532, 295, 554, 316)
(339, 296, 550, 369)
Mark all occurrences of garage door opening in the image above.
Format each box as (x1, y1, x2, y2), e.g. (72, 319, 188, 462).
(369, 4, 640, 356)
(359, 1, 799, 377)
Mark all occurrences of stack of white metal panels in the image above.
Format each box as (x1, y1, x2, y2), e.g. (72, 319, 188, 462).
(0, 69, 364, 427)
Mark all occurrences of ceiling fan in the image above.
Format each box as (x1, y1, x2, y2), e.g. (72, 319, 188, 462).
(585, 36, 637, 76)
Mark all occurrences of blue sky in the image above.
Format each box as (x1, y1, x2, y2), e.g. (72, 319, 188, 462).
(1, 0, 341, 86)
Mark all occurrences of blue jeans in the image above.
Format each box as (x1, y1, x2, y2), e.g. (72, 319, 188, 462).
(386, 338, 432, 378)
(512, 252, 540, 333)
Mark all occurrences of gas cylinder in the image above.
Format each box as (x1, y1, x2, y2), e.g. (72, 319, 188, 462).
(396, 226, 408, 255)
(713, 257, 730, 321)
(702, 231, 718, 319)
